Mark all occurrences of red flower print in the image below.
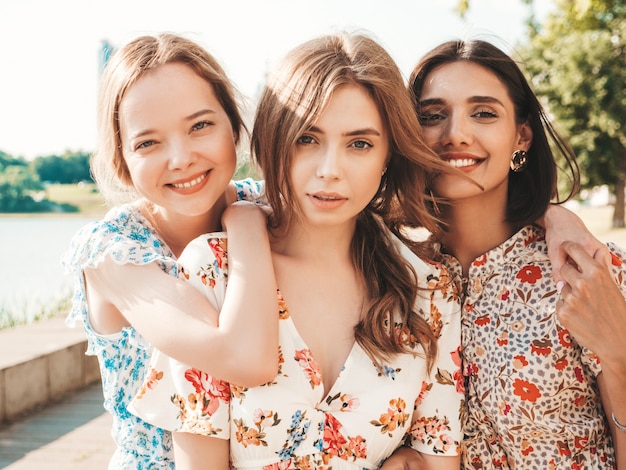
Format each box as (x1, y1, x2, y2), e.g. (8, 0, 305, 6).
(521, 439, 534, 456)
(524, 233, 540, 246)
(512, 355, 528, 369)
(555, 358, 568, 370)
(574, 435, 589, 449)
(415, 381, 432, 406)
(574, 366, 585, 383)
(451, 346, 462, 367)
(516, 264, 542, 284)
(208, 238, 227, 269)
(530, 337, 552, 356)
(557, 440, 571, 456)
(611, 252, 622, 266)
(183, 368, 230, 415)
(323, 413, 348, 458)
(294, 349, 322, 387)
(473, 254, 487, 266)
(475, 315, 490, 326)
(558, 328, 572, 348)
(347, 435, 367, 459)
(574, 395, 587, 407)
(512, 378, 541, 402)
(499, 401, 511, 416)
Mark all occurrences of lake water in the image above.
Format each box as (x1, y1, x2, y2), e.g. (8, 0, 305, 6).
(0, 216, 97, 324)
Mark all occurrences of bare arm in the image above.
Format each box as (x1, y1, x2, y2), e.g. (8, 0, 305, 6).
(540, 204, 611, 284)
(85, 202, 279, 387)
(172, 432, 229, 470)
(380, 446, 459, 470)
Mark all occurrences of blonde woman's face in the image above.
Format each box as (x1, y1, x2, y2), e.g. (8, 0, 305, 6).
(289, 84, 389, 230)
(118, 62, 237, 218)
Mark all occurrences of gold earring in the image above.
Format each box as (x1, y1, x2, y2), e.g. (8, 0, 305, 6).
(510, 150, 528, 172)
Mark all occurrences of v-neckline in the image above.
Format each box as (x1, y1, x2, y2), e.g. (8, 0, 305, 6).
(278, 289, 360, 400)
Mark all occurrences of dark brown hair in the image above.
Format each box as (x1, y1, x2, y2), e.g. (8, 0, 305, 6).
(409, 39, 580, 227)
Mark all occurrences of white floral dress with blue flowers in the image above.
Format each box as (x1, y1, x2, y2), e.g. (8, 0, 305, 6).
(62, 179, 263, 469)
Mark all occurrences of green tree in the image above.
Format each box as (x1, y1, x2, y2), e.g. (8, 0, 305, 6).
(0, 165, 45, 212)
(523, 0, 625, 227)
(31, 151, 92, 184)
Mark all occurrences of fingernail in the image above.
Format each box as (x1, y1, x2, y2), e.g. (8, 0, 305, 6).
(556, 281, 564, 293)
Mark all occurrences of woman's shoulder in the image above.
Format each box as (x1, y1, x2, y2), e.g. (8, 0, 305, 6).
(62, 203, 170, 272)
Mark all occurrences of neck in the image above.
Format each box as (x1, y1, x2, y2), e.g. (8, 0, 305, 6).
(142, 195, 227, 257)
(441, 197, 514, 275)
(273, 218, 356, 265)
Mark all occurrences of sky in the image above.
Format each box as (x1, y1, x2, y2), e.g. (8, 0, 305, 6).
(0, 0, 554, 160)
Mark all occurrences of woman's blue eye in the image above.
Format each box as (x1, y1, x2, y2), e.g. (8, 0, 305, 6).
(297, 135, 315, 145)
(352, 140, 372, 150)
(192, 121, 213, 131)
(136, 140, 155, 150)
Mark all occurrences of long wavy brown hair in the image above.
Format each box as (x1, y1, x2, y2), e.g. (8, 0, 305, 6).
(251, 32, 452, 369)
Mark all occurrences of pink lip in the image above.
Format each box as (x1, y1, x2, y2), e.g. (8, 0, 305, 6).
(308, 192, 347, 209)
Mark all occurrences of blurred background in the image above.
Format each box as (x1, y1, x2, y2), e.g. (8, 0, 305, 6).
(0, 0, 624, 328)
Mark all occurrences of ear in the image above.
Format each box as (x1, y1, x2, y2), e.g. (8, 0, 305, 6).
(517, 121, 533, 152)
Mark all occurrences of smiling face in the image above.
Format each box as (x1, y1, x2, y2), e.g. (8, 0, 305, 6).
(418, 61, 532, 205)
(118, 62, 237, 218)
(289, 84, 389, 231)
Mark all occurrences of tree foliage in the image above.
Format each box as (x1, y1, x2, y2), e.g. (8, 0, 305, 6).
(0, 150, 90, 212)
(30, 151, 92, 184)
(522, 0, 625, 226)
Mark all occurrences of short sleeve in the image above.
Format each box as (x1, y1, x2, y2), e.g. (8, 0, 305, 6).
(234, 178, 265, 202)
(61, 205, 177, 328)
(128, 233, 231, 438)
(397, 242, 463, 456)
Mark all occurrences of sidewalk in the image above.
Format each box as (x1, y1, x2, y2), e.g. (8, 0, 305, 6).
(0, 382, 114, 469)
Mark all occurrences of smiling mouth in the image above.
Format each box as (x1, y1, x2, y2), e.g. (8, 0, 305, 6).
(446, 158, 479, 168)
(170, 172, 207, 189)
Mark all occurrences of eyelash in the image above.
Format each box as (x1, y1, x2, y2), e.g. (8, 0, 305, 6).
(192, 120, 214, 131)
(296, 135, 373, 150)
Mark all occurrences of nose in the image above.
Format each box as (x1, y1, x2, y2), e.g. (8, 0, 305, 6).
(167, 137, 197, 170)
(316, 146, 341, 180)
(441, 112, 473, 148)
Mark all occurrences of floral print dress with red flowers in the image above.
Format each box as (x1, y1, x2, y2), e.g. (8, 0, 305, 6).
(443, 224, 622, 469)
(130, 233, 464, 469)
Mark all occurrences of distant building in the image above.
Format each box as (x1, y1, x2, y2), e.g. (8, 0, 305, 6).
(99, 40, 114, 76)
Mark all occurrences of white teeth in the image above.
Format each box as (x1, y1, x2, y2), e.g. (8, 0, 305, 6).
(172, 173, 206, 189)
(447, 159, 478, 168)
(315, 195, 338, 200)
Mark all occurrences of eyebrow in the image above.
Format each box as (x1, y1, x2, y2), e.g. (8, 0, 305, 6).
(186, 108, 217, 121)
(130, 109, 217, 140)
(419, 96, 504, 106)
(308, 125, 382, 137)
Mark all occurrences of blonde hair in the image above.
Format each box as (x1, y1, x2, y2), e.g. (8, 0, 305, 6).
(91, 33, 246, 205)
(252, 32, 450, 369)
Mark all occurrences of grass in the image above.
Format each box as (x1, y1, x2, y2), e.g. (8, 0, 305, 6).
(0, 290, 72, 330)
(45, 182, 108, 217)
